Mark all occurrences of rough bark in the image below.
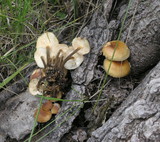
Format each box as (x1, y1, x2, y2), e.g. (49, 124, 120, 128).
(0, 92, 40, 140)
(88, 61, 160, 142)
(108, 0, 160, 76)
(0, 79, 28, 111)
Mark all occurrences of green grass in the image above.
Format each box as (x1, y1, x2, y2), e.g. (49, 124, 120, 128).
(0, 0, 96, 87)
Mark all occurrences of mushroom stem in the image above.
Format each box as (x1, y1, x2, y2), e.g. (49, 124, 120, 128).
(54, 49, 62, 67)
(46, 46, 50, 65)
(40, 56, 47, 68)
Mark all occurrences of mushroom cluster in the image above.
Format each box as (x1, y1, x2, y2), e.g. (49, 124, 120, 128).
(29, 32, 90, 96)
(34, 101, 60, 123)
(29, 32, 90, 123)
(35, 32, 90, 70)
(102, 40, 131, 78)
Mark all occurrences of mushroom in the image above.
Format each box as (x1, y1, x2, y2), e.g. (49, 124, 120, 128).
(34, 109, 52, 123)
(102, 40, 130, 61)
(30, 69, 44, 80)
(36, 32, 59, 49)
(72, 37, 90, 55)
(42, 101, 53, 111)
(49, 91, 63, 102)
(35, 42, 70, 68)
(28, 78, 42, 95)
(34, 47, 48, 68)
(35, 32, 62, 68)
(46, 43, 69, 59)
(64, 47, 84, 70)
(103, 59, 130, 78)
(51, 103, 60, 114)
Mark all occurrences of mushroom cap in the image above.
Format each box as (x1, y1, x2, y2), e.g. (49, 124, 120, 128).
(42, 101, 53, 111)
(34, 109, 52, 123)
(34, 47, 47, 68)
(58, 44, 69, 53)
(35, 32, 63, 68)
(72, 37, 90, 55)
(51, 103, 60, 114)
(36, 32, 59, 49)
(50, 44, 69, 58)
(30, 69, 44, 80)
(103, 59, 130, 78)
(34, 44, 69, 68)
(28, 78, 42, 95)
(64, 48, 84, 70)
(102, 40, 130, 61)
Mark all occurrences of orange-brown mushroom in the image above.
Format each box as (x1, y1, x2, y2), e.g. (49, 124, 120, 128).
(51, 103, 60, 114)
(103, 59, 130, 78)
(30, 69, 44, 80)
(34, 109, 52, 123)
(42, 101, 53, 111)
(102, 40, 130, 61)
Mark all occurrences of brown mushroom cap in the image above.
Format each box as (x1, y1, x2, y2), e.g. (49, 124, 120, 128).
(51, 103, 60, 114)
(34, 109, 52, 123)
(42, 101, 53, 111)
(30, 69, 44, 80)
(103, 59, 130, 78)
(102, 40, 130, 61)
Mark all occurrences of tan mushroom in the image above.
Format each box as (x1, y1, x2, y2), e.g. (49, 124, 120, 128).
(42, 101, 53, 111)
(51, 103, 60, 114)
(28, 78, 42, 96)
(34, 109, 52, 123)
(72, 37, 90, 55)
(30, 69, 44, 80)
(103, 59, 130, 78)
(102, 40, 130, 61)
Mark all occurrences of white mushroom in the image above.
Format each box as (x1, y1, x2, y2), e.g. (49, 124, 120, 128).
(34, 33, 90, 70)
(72, 37, 90, 55)
(35, 32, 61, 66)
(34, 48, 47, 68)
(50, 44, 69, 58)
(64, 48, 84, 70)
(36, 32, 59, 49)
(28, 78, 42, 96)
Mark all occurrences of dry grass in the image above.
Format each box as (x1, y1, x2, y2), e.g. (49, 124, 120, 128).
(0, 0, 100, 88)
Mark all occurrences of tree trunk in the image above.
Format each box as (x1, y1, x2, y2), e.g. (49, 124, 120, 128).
(88, 61, 160, 142)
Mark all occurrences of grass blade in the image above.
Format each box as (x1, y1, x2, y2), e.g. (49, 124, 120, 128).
(0, 63, 29, 88)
